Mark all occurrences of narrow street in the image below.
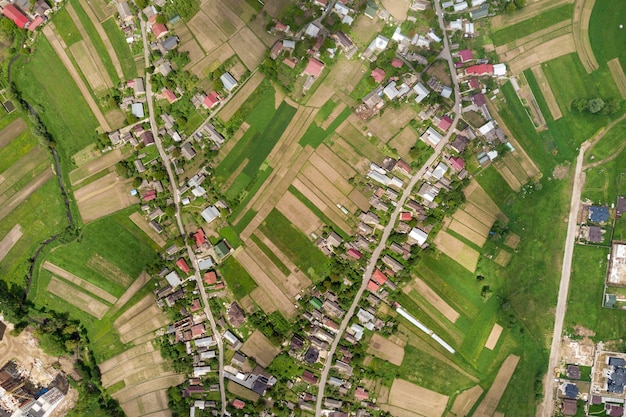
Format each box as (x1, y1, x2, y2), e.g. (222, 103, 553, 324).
(140, 19, 227, 415)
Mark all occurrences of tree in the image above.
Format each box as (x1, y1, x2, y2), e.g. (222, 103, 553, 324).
(587, 98, 605, 113)
(514, 0, 527, 8)
(571, 98, 588, 112)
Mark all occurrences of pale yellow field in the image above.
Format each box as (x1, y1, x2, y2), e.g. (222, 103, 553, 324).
(472, 355, 520, 416)
(0, 224, 22, 262)
(433, 231, 480, 272)
(531, 65, 563, 119)
(241, 331, 280, 367)
(608, 58, 626, 99)
(47, 276, 110, 319)
(450, 385, 484, 417)
(87, 254, 133, 287)
(367, 334, 405, 366)
(276, 191, 323, 236)
(43, 261, 117, 304)
(386, 379, 448, 417)
(485, 323, 504, 350)
(129, 212, 167, 248)
(408, 277, 460, 323)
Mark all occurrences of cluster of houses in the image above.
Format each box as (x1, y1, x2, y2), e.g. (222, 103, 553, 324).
(282, 290, 391, 414)
(1, 0, 52, 32)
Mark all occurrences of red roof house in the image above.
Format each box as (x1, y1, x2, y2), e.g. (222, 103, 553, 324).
(302, 370, 319, 384)
(400, 212, 412, 221)
(347, 248, 362, 260)
(283, 57, 297, 69)
(367, 280, 380, 293)
(303, 57, 325, 77)
(151, 23, 168, 39)
(458, 49, 473, 63)
(371, 68, 386, 83)
(161, 88, 177, 104)
(28, 16, 44, 31)
(449, 156, 465, 171)
(355, 387, 369, 401)
(391, 58, 403, 68)
(203, 91, 220, 109)
(3, 5, 29, 29)
(176, 258, 190, 274)
(194, 228, 206, 246)
(190, 299, 202, 312)
(204, 271, 217, 285)
(438, 115, 453, 132)
(372, 269, 388, 285)
(274, 22, 288, 32)
(465, 63, 493, 76)
(232, 399, 245, 410)
(469, 77, 480, 89)
(213, 282, 225, 290)
(142, 189, 156, 201)
(191, 323, 205, 338)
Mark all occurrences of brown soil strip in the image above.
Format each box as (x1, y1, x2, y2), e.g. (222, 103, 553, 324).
(114, 374, 185, 404)
(0, 170, 53, 223)
(463, 203, 496, 227)
(292, 176, 353, 234)
(499, 25, 572, 65)
(367, 334, 405, 366)
(245, 238, 302, 298)
(43, 261, 117, 303)
(315, 144, 356, 178)
(495, 160, 523, 191)
(450, 385, 484, 417)
(275, 191, 323, 236)
(508, 34, 576, 74)
(491, 0, 574, 28)
(472, 355, 520, 416)
(386, 379, 449, 417)
(0, 118, 26, 148)
(300, 162, 357, 212)
(102, 350, 165, 387)
(572, 0, 599, 74)
(250, 286, 278, 314)
(505, 233, 521, 249)
(129, 212, 167, 247)
(494, 250, 513, 267)
(99, 341, 156, 374)
(69, 148, 127, 185)
(452, 209, 492, 234)
(114, 294, 154, 327)
(409, 277, 460, 323)
(496, 20, 571, 55)
(87, 254, 132, 287)
(110, 271, 150, 313)
(43, 24, 111, 131)
(306, 151, 354, 194)
(531, 65, 563, 119)
(448, 219, 488, 247)
(433, 231, 479, 272)
(0, 224, 22, 262)
(502, 153, 531, 184)
(607, 58, 626, 99)
(241, 331, 280, 367)
(0, 147, 48, 196)
(485, 323, 504, 350)
(47, 276, 110, 319)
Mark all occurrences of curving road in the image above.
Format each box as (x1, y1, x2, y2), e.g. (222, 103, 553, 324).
(314, 1, 461, 413)
(139, 19, 227, 415)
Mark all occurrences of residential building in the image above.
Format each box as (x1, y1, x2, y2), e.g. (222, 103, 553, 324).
(220, 72, 238, 92)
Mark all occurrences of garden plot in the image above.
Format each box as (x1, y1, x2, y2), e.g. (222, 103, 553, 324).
(292, 176, 353, 233)
(408, 277, 460, 323)
(367, 334, 405, 366)
(329, 136, 371, 172)
(0, 170, 54, 223)
(234, 249, 297, 318)
(472, 355, 520, 416)
(253, 231, 312, 290)
(188, 42, 235, 78)
(74, 172, 136, 222)
(186, 11, 228, 53)
(218, 72, 264, 122)
(228, 381, 260, 402)
(86, 254, 132, 287)
(276, 191, 323, 236)
(495, 20, 571, 55)
(314, 144, 356, 179)
(207, 0, 245, 36)
(448, 220, 487, 248)
(389, 127, 418, 161)
(102, 350, 165, 386)
(367, 107, 418, 143)
(463, 202, 497, 227)
(250, 287, 278, 314)
(69, 147, 127, 185)
(47, 276, 110, 319)
(117, 304, 168, 344)
(502, 152, 532, 185)
(508, 34, 576, 74)
(241, 331, 280, 367)
(384, 379, 449, 417)
(0, 118, 26, 148)
(99, 341, 157, 374)
(607, 58, 626, 99)
(0, 224, 22, 262)
(306, 59, 365, 108)
(494, 250, 512, 267)
(497, 25, 572, 65)
(464, 180, 505, 219)
(433, 231, 480, 272)
(306, 152, 354, 195)
(0, 148, 48, 197)
(494, 160, 523, 191)
(484, 323, 503, 350)
(114, 375, 185, 409)
(300, 163, 357, 212)
(530, 65, 563, 119)
(114, 294, 154, 326)
(245, 240, 301, 297)
(43, 261, 118, 304)
(129, 212, 166, 247)
(110, 271, 150, 313)
(450, 385, 484, 417)
(491, 0, 574, 28)
(505, 233, 521, 249)
(178, 37, 205, 69)
(67, 37, 111, 94)
(228, 26, 265, 70)
(118, 390, 170, 417)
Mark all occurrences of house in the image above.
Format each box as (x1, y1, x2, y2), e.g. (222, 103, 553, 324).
(367, 280, 379, 292)
(304, 346, 319, 364)
(227, 302, 245, 327)
(131, 103, 145, 118)
(324, 399, 343, 409)
(409, 228, 428, 246)
(117, 1, 134, 22)
(465, 64, 493, 76)
(479, 121, 495, 136)
(458, 49, 473, 63)
(302, 370, 318, 384)
(162, 35, 179, 51)
(165, 271, 181, 287)
(422, 127, 443, 147)
(391, 58, 403, 68)
(304, 58, 325, 77)
(355, 387, 369, 401)
(438, 115, 453, 132)
(414, 83, 429, 103)
(270, 41, 283, 59)
(283, 57, 297, 69)
(223, 330, 242, 347)
(432, 161, 448, 180)
(470, 3, 489, 19)
(34, 0, 51, 16)
(201, 206, 220, 223)
(28, 16, 44, 31)
(161, 88, 177, 104)
(493, 63, 507, 76)
(450, 135, 470, 153)
(333, 31, 354, 51)
(383, 82, 399, 100)
(204, 271, 217, 285)
(562, 399, 577, 416)
(449, 156, 465, 171)
(232, 399, 245, 410)
(198, 257, 214, 270)
(176, 258, 191, 274)
(382, 255, 404, 272)
(152, 23, 169, 39)
(131, 78, 145, 96)
(440, 86, 453, 98)
(589, 206, 610, 223)
(181, 142, 197, 160)
(214, 240, 231, 259)
(454, 1, 468, 11)
(194, 228, 207, 246)
(191, 323, 205, 338)
(347, 248, 362, 260)
(220, 73, 238, 92)
(140, 131, 154, 146)
(305, 23, 321, 37)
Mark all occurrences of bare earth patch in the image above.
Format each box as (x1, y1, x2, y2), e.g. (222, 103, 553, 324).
(241, 331, 280, 367)
(43, 261, 118, 303)
(0, 118, 26, 148)
(380, 0, 408, 20)
(384, 379, 448, 417)
(607, 58, 626, 99)
(449, 385, 484, 417)
(276, 191, 323, 236)
(472, 355, 520, 416)
(0, 224, 22, 262)
(485, 323, 504, 350)
(531, 65, 563, 120)
(494, 249, 512, 267)
(47, 276, 110, 319)
(74, 173, 137, 222)
(367, 333, 406, 366)
(433, 231, 480, 272)
(407, 277, 460, 322)
(505, 233, 521, 249)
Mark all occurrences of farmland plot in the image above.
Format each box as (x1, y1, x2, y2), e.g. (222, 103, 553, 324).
(384, 379, 448, 417)
(47, 277, 110, 319)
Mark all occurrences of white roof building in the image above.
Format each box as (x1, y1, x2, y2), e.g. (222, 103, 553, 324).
(391, 27, 410, 44)
(370, 162, 387, 175)
(192, 186, 206, 197)
(493, 63, 507, 76)
(220, 73, 238, 92)
(432, 162, 448, 180)
(423, 127, 443, 146)
(441, 86, 453, 98)
(465, 22, 475, 34)
(454, 1, 468, 11)
(409, 227, 429, 245)
(389, 176, 404, 189)
(370, 35, 389, 51)
(383, 82, 399, 100)
(412, 35, 430, 47)
(449, 19, 463, 30)
(478, 121, 495, 135)
(414, 83, 430, 103)
(198, 257, 214, 270)
(397, 83, 411, 97)
(131, 103, 144, 118)
(442, 0, 454, 7)
(201, 206, 220, 223)
(427, 30, 442, 43)
(305, 23, 321, 37)
(367, 170, 391, 186)
(166, 271, 182, 287)
(342, 14, 354, 25)
(334, 2, 350, 15)
(471, 0, 486, 6)
(487, 150, 499, 160)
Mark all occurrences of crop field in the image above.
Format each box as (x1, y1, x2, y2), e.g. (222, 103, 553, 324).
(530, 65, 563, 120)
(258, 209, 330, 282)
(588, 0, 626, 68)
(275, 191, 323, 236)
(492, 4, 573, 46)
(367, 107, 418, 143)
(13, 37, 99, 158)
(101, 18, 138, 80)
(128, 212, 167, 248)
(43, 261, 118, 304)
(218, 256, 258, 299)
(450, 385, 484, 417)
(0, 225, 22, 262)
(228, 26, 266, 70)
(491, 0, 574, 28)
(0, 118, 26, 148)
(472, 355, 520, 416)
(607, 58, 626, 99)
(336, 117, 386, 163)
(367, 333, 406, 366)
(47, 276, 110, 319)
(69, 148, 128, 185)
(240, 331, 280, 367)
(383, 378, 449, 417)
(485, 323, 504, 350)
(217, 72, 264, 122)
(69, 40, 110, 92)
(74, 173, 137, 222)
(586, 118, 626, 162)
(405, 278, 460, 323)
(433, 230, 480, 272)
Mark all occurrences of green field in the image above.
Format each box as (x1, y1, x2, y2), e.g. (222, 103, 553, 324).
(250, 234, 291, 276)
(69, 0, 121, 85)
(53, 7, 83, 47)
(218, 256, 258, 299)
(589, 0, 626, 67)
(586, 119, 626, 162)
(101, 18, 138, 80)
(258, 209, 330, 282)
(491, 4, 573, 46)
(298, 107, 352, 149)
(582, 145, 626, 204)
(287, 185, 351, 238)
(13, 37, 99, 159)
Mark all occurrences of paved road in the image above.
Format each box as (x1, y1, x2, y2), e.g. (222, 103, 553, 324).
(140, 19, 227, 415)
(537, 143, 587, 417)
(314, 2, 461, 413)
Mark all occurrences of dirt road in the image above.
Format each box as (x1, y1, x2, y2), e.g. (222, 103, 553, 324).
(537, 143, 587, 417)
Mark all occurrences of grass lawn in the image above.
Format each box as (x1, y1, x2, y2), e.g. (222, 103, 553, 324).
(101, 18, 138, 80)
(233, 209, 258, 234)
(70, 0, 120, 85)
(586, 118, 626, 162)
(218, 226, 243, 248)
(589, 0, 626, 67)
(53, 7, 83, 47)
(299, 107, 352, 149)
(218, 256, 257, 299)
(258, 209, 330, 282)
(13, 37, 99, 159)
(491, 4, 573, 46)
(613, 219, 626, 241)
(582, 145, 626, 203)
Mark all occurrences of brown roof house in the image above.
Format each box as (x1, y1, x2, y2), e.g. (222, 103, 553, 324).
(227, 302, 245, 327)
